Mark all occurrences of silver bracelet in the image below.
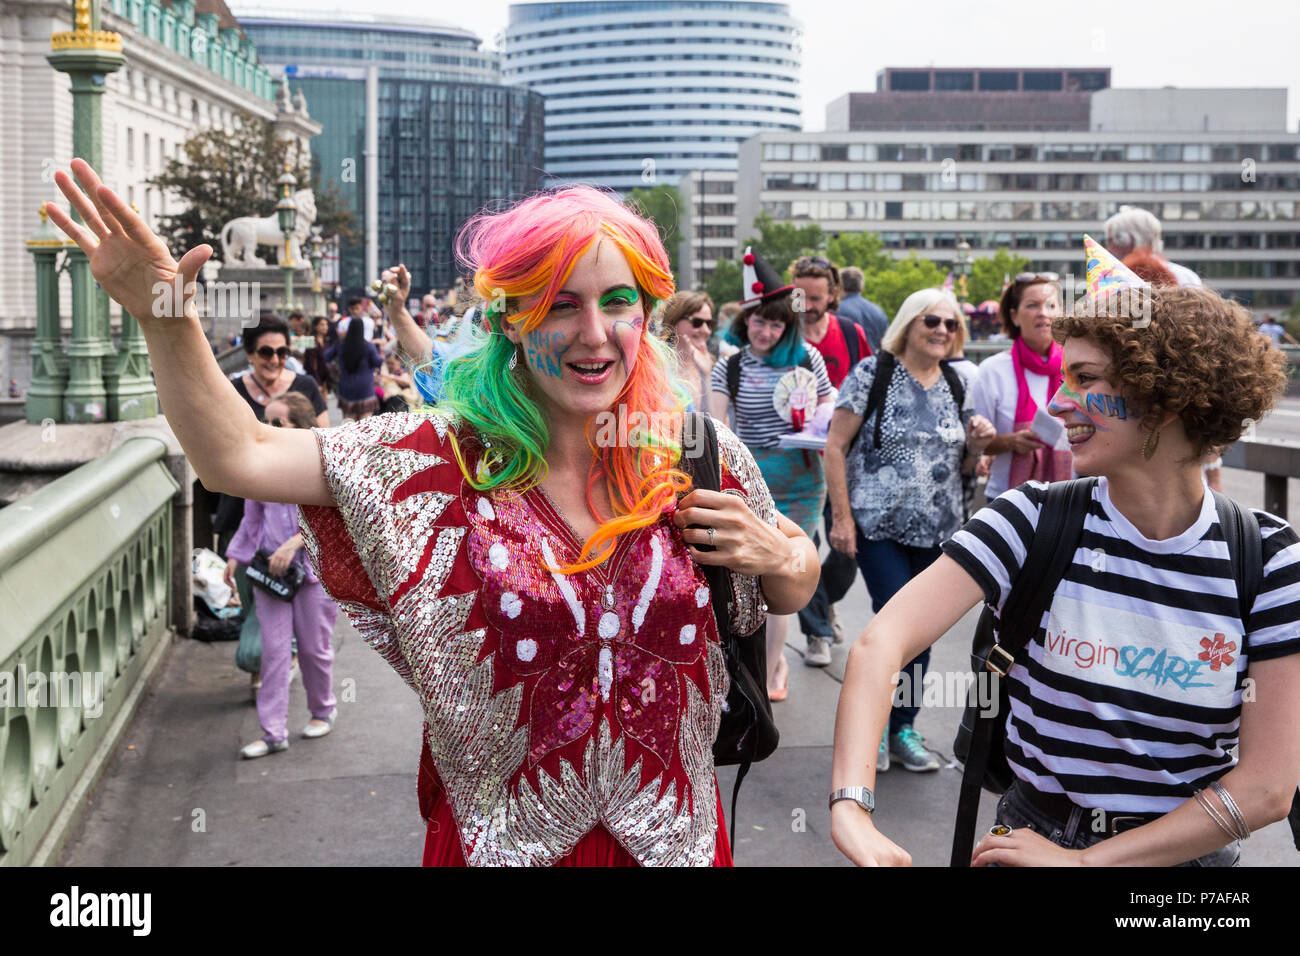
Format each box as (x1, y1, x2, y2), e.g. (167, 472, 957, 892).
(1209, 782, 1251, 840)
(1193, 789, 1240, 841)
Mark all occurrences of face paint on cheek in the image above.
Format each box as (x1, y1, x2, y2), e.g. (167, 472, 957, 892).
(525, 329, 567, 378)
(1049, 382, 1084, 415)
(610, 317, 643, 374)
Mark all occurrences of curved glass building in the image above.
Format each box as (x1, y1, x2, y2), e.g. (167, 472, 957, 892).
(234, 8, 545, 294)
(503, 0, 802, 190)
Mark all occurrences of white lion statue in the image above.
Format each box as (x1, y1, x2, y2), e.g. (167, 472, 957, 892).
(220, 189, 317, 267)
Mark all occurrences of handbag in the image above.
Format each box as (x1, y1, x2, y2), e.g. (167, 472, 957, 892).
(245, 547, 305, 601)
(679, 413, 780, 851)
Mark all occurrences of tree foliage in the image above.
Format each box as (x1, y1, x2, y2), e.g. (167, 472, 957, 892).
(148, 109, 358, 260)
(702, 257, 742, 312)
(627, 183, 683, 279)
(745, 212, 823, 282)
(859, 254, 948, 318)
(967, 248, 1032, 305)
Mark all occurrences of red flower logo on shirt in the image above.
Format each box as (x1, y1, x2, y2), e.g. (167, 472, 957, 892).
(1197, 633, 1237, 672)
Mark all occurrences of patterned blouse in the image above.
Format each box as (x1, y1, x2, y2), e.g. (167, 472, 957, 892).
(297, 411, 774, 866)
(836, 355, 974, 548)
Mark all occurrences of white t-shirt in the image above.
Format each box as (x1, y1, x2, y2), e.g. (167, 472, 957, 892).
(970, 349, 1051, 499)
(337, 315, 375, 341)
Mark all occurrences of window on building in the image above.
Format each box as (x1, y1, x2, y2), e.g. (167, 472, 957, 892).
(935, 71, 974, 91)
(126, 127, 135, 165)
(890, 71, 930, 91)
(143, 133, 150, 170)
(979, 71, 1018, 91)
(1023, 71, 1063, 91)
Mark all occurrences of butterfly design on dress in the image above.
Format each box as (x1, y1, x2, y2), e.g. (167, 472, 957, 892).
(463, 486, 715, 769)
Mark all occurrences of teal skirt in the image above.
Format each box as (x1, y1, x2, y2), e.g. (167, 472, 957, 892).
(750, 446, 826, 539)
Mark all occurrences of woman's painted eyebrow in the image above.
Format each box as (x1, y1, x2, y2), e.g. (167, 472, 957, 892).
(1066, 361, 1104, 373)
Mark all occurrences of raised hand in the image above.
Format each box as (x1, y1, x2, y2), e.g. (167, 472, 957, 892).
(380, 263, 413, 319)
(45, 158, 212, 323)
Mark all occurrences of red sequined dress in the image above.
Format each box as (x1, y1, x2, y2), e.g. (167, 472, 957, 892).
(298, 411, 774, 866)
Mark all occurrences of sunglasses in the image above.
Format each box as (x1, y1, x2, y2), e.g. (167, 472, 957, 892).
(920, 314, 962, 333)
(1014, 272, 1060, 283)
(687, 317, 714, 329)
(795, 256, 833, 269)
(256, 346, 290, 360)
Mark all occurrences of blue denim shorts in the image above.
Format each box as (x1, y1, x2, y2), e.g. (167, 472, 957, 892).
(994, 782, 1240, 867)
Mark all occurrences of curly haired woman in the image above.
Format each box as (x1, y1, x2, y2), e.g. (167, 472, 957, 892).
(830, 279, 1300, 867)
(47, 160, 818, 867)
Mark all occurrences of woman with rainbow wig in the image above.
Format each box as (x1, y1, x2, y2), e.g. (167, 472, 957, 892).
(46, 161, 818, 867)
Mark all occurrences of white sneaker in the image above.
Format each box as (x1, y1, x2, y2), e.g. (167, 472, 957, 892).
(302, 707, 337, 739)
(240, 738, 288, 759)
(877, 734, 890, 773)
(805, 637, 832, 667)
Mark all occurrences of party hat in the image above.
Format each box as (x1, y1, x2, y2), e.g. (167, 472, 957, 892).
(739, 246, 793, 309)
(1084, 234, 1147, 299)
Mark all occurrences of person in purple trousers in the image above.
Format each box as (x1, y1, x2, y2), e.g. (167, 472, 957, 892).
(223, 391, 339, 758)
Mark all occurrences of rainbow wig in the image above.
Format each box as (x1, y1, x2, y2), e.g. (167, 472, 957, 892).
(426, 186, 687, 572)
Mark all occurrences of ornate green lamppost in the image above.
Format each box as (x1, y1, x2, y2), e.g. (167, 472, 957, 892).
(25, 206, 72, 423)
(45, 0, 123, 422)
(276, 165, 299, 313)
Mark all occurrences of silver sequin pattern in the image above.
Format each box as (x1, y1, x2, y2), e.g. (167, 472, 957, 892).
(298, 411, 730, 865)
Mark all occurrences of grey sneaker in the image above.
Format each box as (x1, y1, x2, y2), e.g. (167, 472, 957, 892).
(889, 726, 940, 772)
(829, 605, 845, 645)
(877, 733, 890, 773)
(805, 636, 832, 667)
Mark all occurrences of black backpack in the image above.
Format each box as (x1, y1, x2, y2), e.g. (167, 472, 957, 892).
(948, 479, 1299, 865)
(679, 412, 779, 853)
(860, 351, 965, 450)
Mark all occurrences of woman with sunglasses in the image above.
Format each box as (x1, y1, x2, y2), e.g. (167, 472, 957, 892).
(971, 273, 1071, 503)
(45, 159, 817, 865)
(324, 314, 384, 420)
(223, 391, 339, 759)
(660, 290, 716, 412)
(231, 315, 330, 429)
(824, 288, 995, 772)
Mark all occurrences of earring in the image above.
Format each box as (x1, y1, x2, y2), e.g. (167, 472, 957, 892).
(1142, 426, 1160, 461)
(508, 348, 518, 371)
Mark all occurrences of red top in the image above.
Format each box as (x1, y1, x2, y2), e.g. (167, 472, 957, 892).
(298, 411, 773, 866)
(807, 313, 871, 389)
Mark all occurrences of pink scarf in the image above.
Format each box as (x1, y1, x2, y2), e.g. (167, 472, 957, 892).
(1007, 336, 1073, 486)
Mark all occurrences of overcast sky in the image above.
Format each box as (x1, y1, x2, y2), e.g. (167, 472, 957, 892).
(245, 0, 1300, 131)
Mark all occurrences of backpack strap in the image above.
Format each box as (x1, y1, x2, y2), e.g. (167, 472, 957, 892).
(939, 359, 965, 411)
(679, 412, 750, 854)
(1208, 493, 1297, 848)
(950, 477, 1097, 867)
(798, 352, 814, 373)
(726, 352, 742, 405)
(837, 316, 861, 370)
(1212, 491, 1262, 633)
(862, 351, 896, 449)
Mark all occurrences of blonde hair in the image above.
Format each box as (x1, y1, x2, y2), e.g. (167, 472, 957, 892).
(879, 288, 967, 357)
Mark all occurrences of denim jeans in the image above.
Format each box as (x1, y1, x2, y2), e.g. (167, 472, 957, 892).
(854, 534, 943, 733)
(797, 499, 860, 643)
(995, 782, 1241, 867)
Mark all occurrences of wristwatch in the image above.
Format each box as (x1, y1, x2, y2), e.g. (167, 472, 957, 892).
(829, 786, 876, 814)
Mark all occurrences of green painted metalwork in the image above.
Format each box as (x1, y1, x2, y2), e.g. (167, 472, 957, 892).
(0, 438, 176, 866)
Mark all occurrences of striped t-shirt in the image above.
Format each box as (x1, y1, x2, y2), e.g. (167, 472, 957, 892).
(942, 478, 1300, 813)
(710, 346, 833, 450)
